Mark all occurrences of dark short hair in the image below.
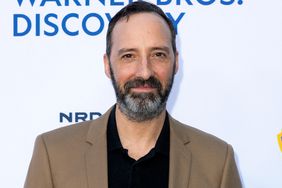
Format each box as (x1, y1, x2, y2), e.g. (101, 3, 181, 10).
(106, 1, 176, 57)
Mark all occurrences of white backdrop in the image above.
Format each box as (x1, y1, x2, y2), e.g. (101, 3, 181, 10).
(0, 0, 282, 187)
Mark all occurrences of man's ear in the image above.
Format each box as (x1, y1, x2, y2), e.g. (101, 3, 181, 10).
(103, 54, 111, 79)
(174, 51, 179, 74)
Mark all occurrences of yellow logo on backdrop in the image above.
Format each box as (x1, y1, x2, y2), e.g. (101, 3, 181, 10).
(278, 130, 282, 152)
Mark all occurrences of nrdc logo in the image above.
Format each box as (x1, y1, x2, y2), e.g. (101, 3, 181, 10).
(278, 130, 282, 152)
(59, 112, 102, 123)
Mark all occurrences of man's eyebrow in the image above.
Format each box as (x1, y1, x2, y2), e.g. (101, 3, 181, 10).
(117, 46, 171, 55)
(118, 48, 137, 55)
(150, 46, 170, 53)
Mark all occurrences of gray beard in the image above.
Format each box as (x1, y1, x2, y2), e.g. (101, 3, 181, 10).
(109, 63, 175, 122)
(118, 91, 166, 122)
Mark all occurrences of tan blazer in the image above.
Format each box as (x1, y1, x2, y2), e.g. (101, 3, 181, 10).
(24, 108, 242, 188)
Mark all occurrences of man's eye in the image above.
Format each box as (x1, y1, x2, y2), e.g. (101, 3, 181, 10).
(153, 52, 167, 58)
(121, 54, 134, 59)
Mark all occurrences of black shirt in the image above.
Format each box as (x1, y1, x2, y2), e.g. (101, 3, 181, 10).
(107, 106, 170, 188)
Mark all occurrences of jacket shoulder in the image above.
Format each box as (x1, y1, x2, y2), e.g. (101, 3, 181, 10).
(40, 120, 92, 145)
(169, 116, 232, 167)
(170, 116, 228, 147)
(40, 108, 111, 145)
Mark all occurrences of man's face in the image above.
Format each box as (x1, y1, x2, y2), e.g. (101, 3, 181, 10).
(104, 13, 178, 122)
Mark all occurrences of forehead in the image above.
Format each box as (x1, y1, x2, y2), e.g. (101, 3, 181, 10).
(110, 13, 172, 52)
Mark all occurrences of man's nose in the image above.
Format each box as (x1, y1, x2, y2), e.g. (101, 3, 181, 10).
(136, 57, 153, 80)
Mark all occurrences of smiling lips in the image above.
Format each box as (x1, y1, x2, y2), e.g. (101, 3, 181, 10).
(130, 84, 157, 92)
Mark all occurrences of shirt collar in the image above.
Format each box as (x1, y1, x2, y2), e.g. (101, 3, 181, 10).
(107, 105, 170, 156)
(107, 105, 123, 151)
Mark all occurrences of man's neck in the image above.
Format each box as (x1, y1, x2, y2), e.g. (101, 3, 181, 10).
(115, 105, 166, 160)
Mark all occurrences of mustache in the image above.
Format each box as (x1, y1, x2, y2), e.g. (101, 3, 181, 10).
(124, 76, 162, 93)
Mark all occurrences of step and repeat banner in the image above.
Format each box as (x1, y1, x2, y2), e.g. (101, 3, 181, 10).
(0, 0, 282, 187)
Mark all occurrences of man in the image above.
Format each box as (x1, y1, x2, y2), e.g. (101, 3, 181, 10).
(24, 1, 242, 188)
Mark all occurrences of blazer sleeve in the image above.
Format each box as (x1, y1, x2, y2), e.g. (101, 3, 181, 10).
(220, 144, 243, 188)
(24, 135, 54, 188)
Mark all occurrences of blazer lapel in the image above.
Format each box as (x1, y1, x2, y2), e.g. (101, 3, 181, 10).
(83, 109, 192, 188)
(85, 108, 112, 188)
(169, 116, 192, 188)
